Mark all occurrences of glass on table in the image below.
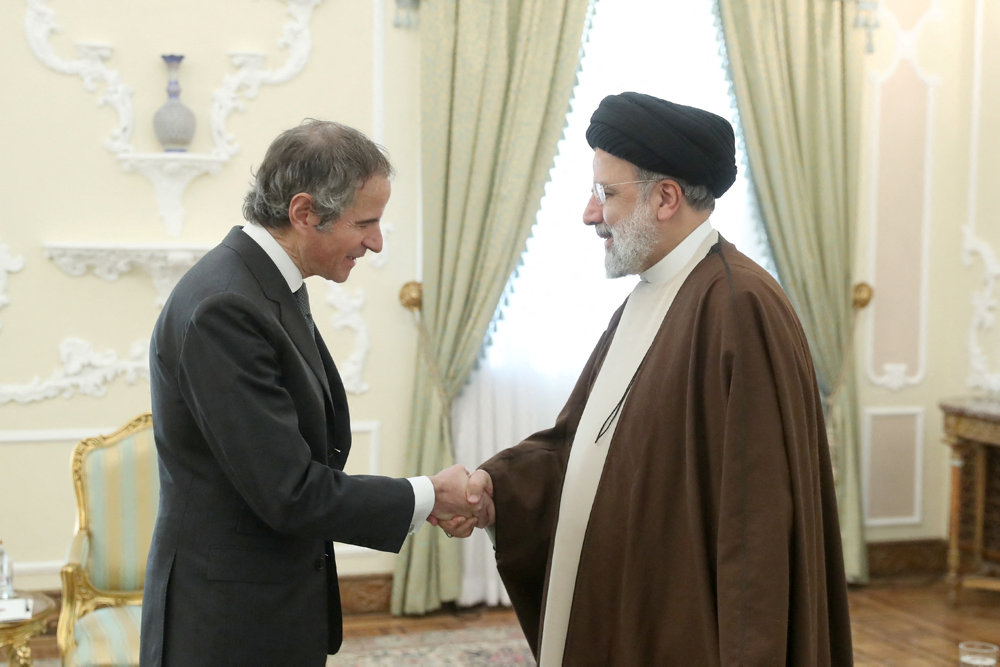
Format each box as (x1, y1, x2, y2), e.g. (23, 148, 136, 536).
(960, 641, 1000, 666)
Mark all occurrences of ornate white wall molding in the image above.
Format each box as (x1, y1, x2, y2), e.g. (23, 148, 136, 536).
(211, 0, 323, 160)
(320, 220, 394, 395)
(326, 283, 370, 395)
(963, 0, 1000, 395)
(0, 242, 25, 330)
(24, 1, 133, 154)
(117, 154, 226, 236)
(0, 428, 115, 444)
(963, 225, 1000, 393)
(863, 1, 941, 391)
(25, 0, 323, 235)
(45, 243, 209, 307)
(0, 338, 148, 405)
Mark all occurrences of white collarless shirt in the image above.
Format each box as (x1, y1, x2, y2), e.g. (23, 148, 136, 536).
(539, 221, 718, 665)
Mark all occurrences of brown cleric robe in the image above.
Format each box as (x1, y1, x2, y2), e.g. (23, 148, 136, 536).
(480, 237, 853, 666)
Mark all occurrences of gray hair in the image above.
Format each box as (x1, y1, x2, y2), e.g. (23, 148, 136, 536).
(634, 166, 715, 212)
(243, 119, 394, 230)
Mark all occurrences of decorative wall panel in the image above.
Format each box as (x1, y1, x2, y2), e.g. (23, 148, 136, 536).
(863, 408, 924, 526)
(864, 2, 940, 391)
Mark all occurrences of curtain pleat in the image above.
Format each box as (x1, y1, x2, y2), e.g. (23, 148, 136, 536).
(716, 0, 868, 582)
(392, 0, 591, 614)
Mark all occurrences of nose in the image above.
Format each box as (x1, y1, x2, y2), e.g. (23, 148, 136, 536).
(583, 195, 604, 226)
(365, 224, 384, 254)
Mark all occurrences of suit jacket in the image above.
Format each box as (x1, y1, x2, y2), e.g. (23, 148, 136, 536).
(140, 227, 414, 666)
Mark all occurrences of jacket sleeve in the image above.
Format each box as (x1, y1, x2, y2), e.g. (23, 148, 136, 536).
(176, 291, 414, 551)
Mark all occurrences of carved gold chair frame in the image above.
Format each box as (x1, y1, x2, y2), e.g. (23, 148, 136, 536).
(57, 412, 154, 660)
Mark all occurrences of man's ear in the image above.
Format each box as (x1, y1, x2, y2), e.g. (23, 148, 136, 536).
(654, 179, 682, 222)
(288, 193, 315, 230)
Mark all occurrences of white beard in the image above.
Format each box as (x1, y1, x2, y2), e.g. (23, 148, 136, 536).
(600, 200, 659, 278)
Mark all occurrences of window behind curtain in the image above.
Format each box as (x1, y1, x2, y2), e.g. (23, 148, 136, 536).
(453, 0, 773, 607)
(477, 0, 770, 408)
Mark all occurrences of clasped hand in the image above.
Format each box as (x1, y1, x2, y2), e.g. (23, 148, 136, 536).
(427, 465, 495, 538)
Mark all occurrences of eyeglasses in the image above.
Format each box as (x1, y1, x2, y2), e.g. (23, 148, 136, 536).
(591, 180, 662, 205)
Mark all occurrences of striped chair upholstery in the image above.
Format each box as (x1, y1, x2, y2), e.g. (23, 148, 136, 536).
(58, 413, 159, 667)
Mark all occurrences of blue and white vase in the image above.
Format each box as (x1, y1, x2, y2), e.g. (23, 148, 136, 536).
(153, 54, 196, 152)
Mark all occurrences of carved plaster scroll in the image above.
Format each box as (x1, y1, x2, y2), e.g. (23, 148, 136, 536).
(115, 155, 225, 236)
(24, 0, 134, 154)
(25, 0, 323, 235)
(0, 243, 25, 331)
(45, 244, 209, 307)
(0, 338, 148, 405)
(320, 220, 394, 394)
(963, 0, 1000, 395)
(963, 226, 1000, 393)
(325, 283, 370, 395)
(210, 0, 323, 160)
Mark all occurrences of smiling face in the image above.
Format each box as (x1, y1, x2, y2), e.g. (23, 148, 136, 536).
(584, 149, 661, 277)
(295, 175, 391, 283)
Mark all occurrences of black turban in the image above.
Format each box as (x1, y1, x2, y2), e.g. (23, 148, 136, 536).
(586, 92, 737, 198)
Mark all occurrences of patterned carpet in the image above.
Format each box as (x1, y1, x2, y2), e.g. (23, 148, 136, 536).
(22, 621, 534, 666)
(328, 624, 536, 666)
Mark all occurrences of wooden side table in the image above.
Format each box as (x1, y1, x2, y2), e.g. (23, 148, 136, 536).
(940, 397, 1000, 606)
(0, 592, 55, 667)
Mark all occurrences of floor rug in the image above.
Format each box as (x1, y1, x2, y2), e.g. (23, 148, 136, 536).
(328, 624, 536, 666)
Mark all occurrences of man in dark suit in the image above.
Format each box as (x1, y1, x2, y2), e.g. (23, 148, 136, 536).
(140, 120, 477, 666)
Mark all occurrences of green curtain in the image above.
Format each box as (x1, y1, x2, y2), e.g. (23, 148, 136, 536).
(716, 0, 868, 582)
(391, 0, 591, 615)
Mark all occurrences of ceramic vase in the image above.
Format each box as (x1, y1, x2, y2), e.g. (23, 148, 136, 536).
(153, 54, 196, 152)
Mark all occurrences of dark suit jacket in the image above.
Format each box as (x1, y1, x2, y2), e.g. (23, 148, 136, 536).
(140, 227, 414, 666)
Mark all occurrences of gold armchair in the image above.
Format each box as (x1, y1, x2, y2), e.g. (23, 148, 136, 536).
(58, 413, 159, 667)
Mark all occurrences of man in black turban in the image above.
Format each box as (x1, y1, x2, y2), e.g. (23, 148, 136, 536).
(446, 92, 853, 665)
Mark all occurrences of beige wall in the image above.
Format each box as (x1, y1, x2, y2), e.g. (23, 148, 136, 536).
(0, 0, 421, 589)
(855, 0, 1000, 542)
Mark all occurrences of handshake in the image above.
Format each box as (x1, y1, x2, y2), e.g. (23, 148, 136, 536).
(427, 464, 495, 538)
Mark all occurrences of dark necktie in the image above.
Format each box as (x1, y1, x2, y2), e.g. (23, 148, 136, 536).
(294, 284, 315, 337)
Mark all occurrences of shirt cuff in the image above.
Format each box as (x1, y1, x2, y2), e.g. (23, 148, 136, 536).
(407, 476, 434, 533)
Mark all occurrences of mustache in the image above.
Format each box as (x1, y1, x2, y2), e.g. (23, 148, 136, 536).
(594, 224, 612, 238)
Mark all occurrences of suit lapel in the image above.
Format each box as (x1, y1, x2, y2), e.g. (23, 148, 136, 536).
(221, 227, 333, 404)
(315, 331, 351, 469)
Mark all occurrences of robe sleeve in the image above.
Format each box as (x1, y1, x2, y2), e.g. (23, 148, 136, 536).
(479, 304, 624, 653)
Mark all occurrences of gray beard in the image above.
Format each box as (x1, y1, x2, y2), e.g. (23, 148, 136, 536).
(603, 201, 659, 278)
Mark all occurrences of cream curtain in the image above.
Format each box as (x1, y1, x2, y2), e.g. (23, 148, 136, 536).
(716, 0, 868, 582)
(391, 0, 591, 614)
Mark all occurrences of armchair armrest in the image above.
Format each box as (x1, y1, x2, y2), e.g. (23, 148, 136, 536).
(58, 530, 91, 656)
